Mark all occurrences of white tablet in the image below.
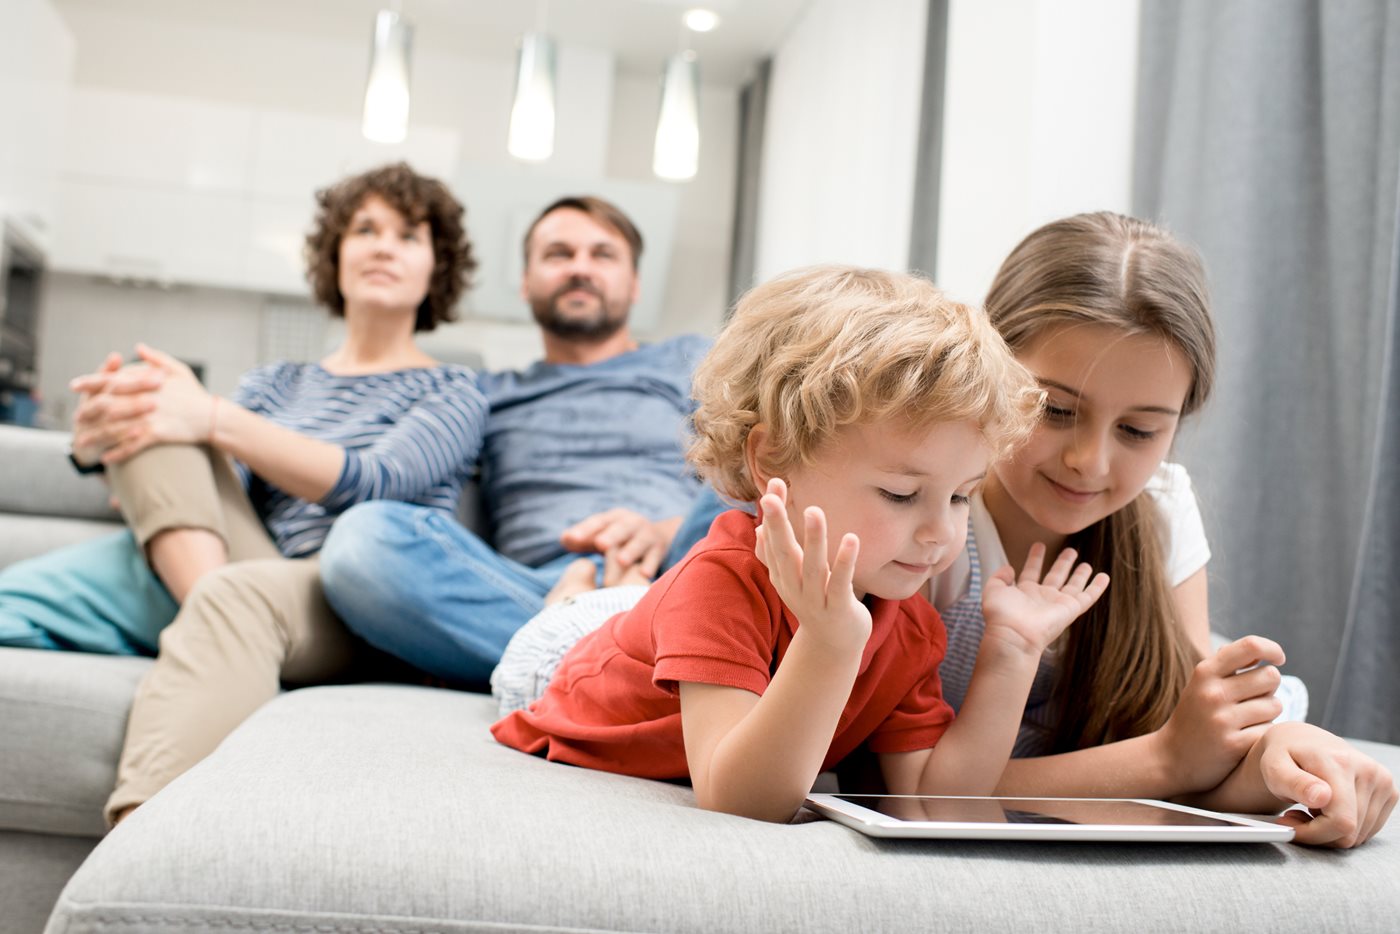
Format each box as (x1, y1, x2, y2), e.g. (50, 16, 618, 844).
(805, 794, 1294, 843)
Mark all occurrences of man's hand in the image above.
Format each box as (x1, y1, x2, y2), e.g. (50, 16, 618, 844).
(1155, 635, 1288, 792)
(560, 509, 681, 585)
(980, 544, 1109, 658)
(753, 477, 870, 656)
(1256, 721, 1397, 848)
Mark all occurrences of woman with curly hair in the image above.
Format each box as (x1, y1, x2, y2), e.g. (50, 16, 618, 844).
(0, 162, 488, 823)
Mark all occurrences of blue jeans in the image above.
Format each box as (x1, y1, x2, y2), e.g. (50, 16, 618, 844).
(318, 491, 731, 684)
(0, 531, 178, 655)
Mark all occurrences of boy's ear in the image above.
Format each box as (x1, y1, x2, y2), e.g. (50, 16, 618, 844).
(745, 424, 775, 491)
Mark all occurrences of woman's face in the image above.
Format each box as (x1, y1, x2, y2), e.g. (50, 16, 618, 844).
(989, 322, 1193, 540)
(337, 194, 435, 315)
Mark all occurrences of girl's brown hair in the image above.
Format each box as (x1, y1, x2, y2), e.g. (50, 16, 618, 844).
(985, 211, 1216, 752)
(689, 265, 1043, 501)
(305, 162, 476, 331)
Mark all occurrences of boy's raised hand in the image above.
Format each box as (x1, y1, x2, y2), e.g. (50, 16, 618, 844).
(981, 544, 1108, 657)
(753, 478, 871, 655)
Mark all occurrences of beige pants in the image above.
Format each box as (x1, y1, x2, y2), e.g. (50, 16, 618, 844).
(102, 444, 373, 826)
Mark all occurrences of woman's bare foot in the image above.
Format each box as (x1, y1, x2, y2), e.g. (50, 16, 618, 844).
(545, 558, 599, 605)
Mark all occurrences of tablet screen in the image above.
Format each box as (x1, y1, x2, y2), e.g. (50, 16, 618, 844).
(831, 795, 1237, 827)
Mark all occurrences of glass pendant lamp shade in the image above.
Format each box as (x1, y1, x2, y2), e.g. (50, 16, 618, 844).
(653, 51, 700, 181)
(508, 32, 557, 162)
(362, 10, 413, 144)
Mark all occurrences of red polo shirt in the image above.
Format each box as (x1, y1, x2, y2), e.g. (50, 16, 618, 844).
(491, 509, 955, 778)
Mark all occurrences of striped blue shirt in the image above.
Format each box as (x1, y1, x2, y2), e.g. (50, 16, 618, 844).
(232, 362, 487, 558)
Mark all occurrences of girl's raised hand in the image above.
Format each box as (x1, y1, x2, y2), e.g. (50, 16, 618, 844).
(981, 544, 1108, 657)
(753, 477, 871, 656)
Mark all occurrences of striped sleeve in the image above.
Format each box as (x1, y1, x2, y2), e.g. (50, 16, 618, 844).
(227, 363, 289, 491)
(319, 370, 489, 513)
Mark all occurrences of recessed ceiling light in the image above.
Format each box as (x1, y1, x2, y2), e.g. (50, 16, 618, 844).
(684, 8, 720, 32)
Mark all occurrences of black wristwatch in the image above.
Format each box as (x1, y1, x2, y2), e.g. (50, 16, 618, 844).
(67, 450, 106, 475)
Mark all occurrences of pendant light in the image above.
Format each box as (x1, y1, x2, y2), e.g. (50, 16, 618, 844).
(362, 9, 413, 144)
(508, 31, 558, 162)
(653, 50, 700, 181)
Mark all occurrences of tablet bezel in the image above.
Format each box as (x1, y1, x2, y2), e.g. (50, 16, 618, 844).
(804, 794, 1295, 843)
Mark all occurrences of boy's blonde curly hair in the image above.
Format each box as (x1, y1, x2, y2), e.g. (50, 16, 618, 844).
(689, 265, 1043, 502)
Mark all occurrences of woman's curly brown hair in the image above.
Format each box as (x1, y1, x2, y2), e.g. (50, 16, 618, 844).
(304, 162, 476, 331)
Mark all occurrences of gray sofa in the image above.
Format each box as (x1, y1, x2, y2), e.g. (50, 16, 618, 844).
(2, 423, 1399, 934)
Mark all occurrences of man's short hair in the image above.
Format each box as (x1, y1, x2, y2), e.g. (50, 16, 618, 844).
(522, 196, 644, 270)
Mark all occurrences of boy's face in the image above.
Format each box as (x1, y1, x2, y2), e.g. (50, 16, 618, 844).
(782, 418, 989, 600)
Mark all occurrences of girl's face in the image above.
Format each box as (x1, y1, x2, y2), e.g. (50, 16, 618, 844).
(338, 194, 435, 314)
(781, 418, 990, 601)
(988, 323, 1193, 541)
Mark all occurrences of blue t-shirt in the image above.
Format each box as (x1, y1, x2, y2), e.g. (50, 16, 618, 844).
(235, 362, 488, 558)
(476, 335, 710, 567)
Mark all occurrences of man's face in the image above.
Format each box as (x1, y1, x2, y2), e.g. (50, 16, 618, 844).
(521, 208, 640, 341)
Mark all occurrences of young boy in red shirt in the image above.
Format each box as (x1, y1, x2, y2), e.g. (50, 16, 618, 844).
(492, 265, 1109, 822)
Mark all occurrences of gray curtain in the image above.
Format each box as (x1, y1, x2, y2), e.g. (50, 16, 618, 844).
(728, 60, 771, 309)
(1135, 0, 1400, 742)
(907, 0, 950, 278)
(1328, 193, 1400, 741)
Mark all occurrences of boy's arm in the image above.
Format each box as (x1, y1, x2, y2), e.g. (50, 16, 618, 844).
(679, 628, 862, 822)
(882, 548, 1109, 796)
(679, 480, 870, 823)
(879, 636, 1044, 795)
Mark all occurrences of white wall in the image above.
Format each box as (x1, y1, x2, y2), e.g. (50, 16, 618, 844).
(754, 0, 929, 279)
(750, 0, 1139, 303)
(936, 0, 1140, 304)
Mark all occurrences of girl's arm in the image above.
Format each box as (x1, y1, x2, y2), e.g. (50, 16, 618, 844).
(993, 634, 1289, 798)
(1172, 566, 1213, 659)
(882, 548, 1108, 796)
(679, 480, 870, 823)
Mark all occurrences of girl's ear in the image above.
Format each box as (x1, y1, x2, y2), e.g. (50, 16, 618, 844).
(744, 424, 775, 492)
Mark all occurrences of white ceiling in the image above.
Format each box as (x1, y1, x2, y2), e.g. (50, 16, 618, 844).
(53, 0, 811, 86)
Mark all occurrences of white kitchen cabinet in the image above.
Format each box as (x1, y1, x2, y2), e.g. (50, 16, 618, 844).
(246, 195, 314, 296)
(0, 0, 74, 254)
(250, 111, 460, 200)
(52, 179, 250, 289)
(63, 90, 255, 192)
(51, 88, 461, 295)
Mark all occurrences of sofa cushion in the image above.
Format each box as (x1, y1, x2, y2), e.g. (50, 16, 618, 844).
(0, 648, 149, 838)
(48, 684, 1400, 933)
(0, 427, 117, 524)
(0, 513, 122, 571)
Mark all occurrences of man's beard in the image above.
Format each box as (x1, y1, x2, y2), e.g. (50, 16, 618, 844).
(530, 277, 629, 341)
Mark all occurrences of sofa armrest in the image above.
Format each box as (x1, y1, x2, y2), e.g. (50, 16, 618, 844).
(0, 426, 117, 522)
